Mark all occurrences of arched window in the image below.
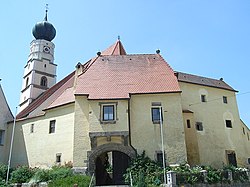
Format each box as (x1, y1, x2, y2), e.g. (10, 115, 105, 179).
(25, 77, 29, 87)
(40, 76, 47, 87)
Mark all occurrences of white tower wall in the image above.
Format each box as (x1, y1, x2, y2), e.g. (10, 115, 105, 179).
(19, 39, 57, 111)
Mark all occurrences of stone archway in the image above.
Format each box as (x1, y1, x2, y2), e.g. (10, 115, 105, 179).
(88, 143, 136, 185)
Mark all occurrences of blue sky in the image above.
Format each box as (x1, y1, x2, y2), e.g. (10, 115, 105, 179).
(0, 1, 249, 127)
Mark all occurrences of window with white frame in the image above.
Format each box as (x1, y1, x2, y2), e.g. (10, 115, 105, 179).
(100, 102, 117, 123)
(225, 120, 232, 128)
(151, 102, 163, 124)
(0, 130, 5, 145)
(49, 120, 56, 133)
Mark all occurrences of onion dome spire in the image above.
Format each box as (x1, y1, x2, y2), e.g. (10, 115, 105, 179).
(32, 5, 56, 42)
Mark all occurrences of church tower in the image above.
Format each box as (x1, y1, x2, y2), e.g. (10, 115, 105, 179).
(19, 9, 57, 111)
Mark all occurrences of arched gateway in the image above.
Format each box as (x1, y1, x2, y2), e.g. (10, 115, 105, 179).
(88, 143, 136, 185)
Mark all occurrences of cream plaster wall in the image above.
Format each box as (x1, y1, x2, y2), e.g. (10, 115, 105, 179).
(183, 112, 200, 166)
(73, 96, 90, 168)
(130, 93, 187, 165)
(88, 100, 129, 133)
(6, 103, 74, 168)
(0, 85, 13, 164)
(180, 82, 250, 168)
(73, 97, 129, 168)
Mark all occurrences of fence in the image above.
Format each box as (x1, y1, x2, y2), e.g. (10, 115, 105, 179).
(167, 169, 250, 187)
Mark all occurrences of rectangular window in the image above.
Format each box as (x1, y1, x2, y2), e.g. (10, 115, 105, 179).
(187, 120, 191, 128)
(100, 102, 117, 124)
(155, 151, 165, 167)
(30, 124, 34, 133)
(103, 105, 114, 121)
(56, 153, 62, 163)
(49, 120, 56, 133)
(151, 107, 163, 124)
(243, 127, 245, 135)
(0, 130, 5, 145)
(226, 150, 237, 167)
(196, 122, 203, 131)
(225, 120, 232, 128)
(201, 95, 206, 102)
(223, 96, 228, 104)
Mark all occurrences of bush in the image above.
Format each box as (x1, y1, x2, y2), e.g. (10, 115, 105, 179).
(0, 163, 7, 181)
(124, 151, 163, 186)
(31, 169, 51, 182)
(48, 175, 91, 187)
(31, 166, 73, 183)
(205, 166, 222, 184)
(49, 166, 73, 181)
(10, 165, 36, 183)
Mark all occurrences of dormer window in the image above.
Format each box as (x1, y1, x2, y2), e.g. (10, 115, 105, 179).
(40, 76, 47, 87)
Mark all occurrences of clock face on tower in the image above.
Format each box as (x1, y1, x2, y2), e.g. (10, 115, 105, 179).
(43, 46, 50, 53)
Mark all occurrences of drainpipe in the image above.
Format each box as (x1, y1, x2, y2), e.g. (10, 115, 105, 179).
(6, 106, 18, 185)
(127, 98, 137, 155)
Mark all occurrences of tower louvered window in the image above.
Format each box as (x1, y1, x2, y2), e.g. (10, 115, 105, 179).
(40, 76, 48, 87)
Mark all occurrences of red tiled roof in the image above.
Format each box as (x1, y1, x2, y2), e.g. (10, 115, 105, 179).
(176, 72, 237, 92)
(46, 87, 75, 110)
(75, 54, 181, 99)
(16, 71, 75, 120)
(101, 40, 127, 55)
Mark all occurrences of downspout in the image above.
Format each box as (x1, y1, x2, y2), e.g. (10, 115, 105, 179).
(127, 97, 137, 155)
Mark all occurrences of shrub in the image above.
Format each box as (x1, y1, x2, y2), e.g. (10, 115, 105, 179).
(48, 175, 91, 187)
(0, 163, 7, 181)
(204, 166, 222, 184)
(31, 166, 73, 183)
(49, 166, 73, 181)
(31, 169, 51, 182)
(10, 165, 36, 183)
(124, 151, 163, 186)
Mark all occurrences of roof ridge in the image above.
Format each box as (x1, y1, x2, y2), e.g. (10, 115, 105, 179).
(176, 71, 237, 92)
(176, 71, 224, 82)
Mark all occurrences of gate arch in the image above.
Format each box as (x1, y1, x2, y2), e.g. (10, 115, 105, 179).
(88, 143, 136, 175)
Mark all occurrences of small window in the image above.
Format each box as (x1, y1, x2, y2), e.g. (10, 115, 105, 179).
(56, 153, 62, 163)
(30, 124, 34, 133)
(243, 127, 245, 135)
(225, 120, 232, 128)
(201, 95, 206, 102)
(0, 130, 5, 145)
(103, 105, 114, 121)
(26, 77, 29, 87)
(223, 96, 228, 104)
(226, 150, 237, 167)
(196, 122, 203, 131)
(151, 107, 163, 124)
(155, 151, 165, 167)
(49, 120, 56, 133)
(40, 76, 47, 87)
(100, 103, 117, 123)
(187, 119, 191, 128)
(247, 158, 250, 164)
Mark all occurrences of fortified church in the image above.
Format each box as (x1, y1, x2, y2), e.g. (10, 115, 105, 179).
(0, 10, 249, 185)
